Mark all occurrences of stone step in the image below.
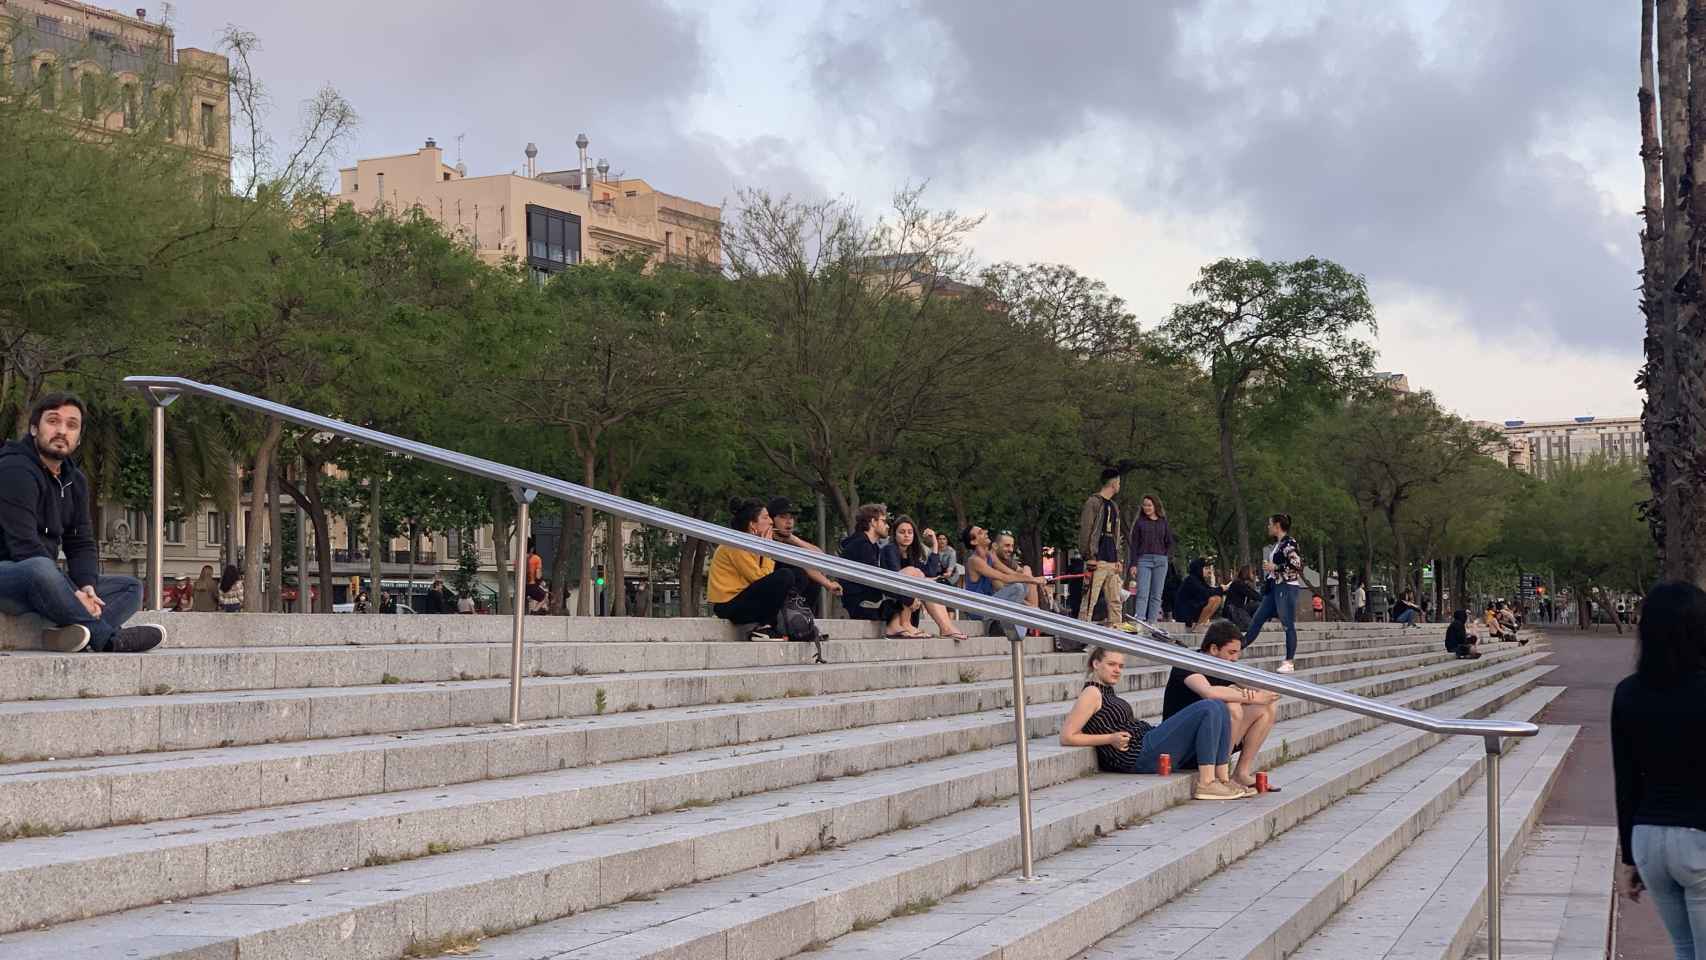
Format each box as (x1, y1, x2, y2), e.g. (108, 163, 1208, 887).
(745, 685, 1567, 960)
(0, 644, 1537, 933)
(1071, 720, 1576, 960)
(0, 640, 1536, 835)
(1465, 826, 1619, 960)
(427, 670, 1562, 960)
(1, 610, 1418, 651)
(0, 634, 1483, 763)
(0, 653, 1546, 956)
(0, 625, 1434, 702)
(1288, 716, 1578, 960)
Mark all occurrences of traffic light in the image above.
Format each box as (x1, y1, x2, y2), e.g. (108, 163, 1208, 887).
(595, 565, 606, 588)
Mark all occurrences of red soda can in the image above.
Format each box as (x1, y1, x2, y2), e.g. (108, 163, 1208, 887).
(1157, 753, 1172, 777)
(1255, 772, 1270, 793)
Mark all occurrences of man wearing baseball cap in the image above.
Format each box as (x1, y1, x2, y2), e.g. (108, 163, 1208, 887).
(767, 496, 841, 612)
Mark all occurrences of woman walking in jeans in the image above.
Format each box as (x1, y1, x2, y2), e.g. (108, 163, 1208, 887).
(1127, 494, 1174, 624)
(1242, 513, 1304, 673)
(1613, 581, 1706, 960)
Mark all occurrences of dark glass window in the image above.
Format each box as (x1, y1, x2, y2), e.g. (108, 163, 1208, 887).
(525, 204, 581, 275)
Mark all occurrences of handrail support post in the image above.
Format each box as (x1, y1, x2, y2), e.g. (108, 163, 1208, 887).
(143, 389, 178, 611)
(1485, 733, 1504, 960)
(507, 485, 537, 727)
(1009, 635, 1037, 880)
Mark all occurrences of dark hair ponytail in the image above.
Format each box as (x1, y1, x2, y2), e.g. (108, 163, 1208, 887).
(729, 497, 766, 532)
(1636, 581, 1706, 687)
(1269, 513, 1292, 533)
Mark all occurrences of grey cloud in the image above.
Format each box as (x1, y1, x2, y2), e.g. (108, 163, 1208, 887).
(807, 0, 1639, 349)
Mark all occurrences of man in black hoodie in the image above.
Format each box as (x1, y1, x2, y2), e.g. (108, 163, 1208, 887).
(0, 393, 164, 653)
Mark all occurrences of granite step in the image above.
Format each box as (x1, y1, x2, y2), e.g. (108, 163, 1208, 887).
(1289, 714, 1579, 960)
(0, 636, 1474, 763)
(1072, 720, 1576, 960)
(1465, 826, 1619, 960)
(443, 670, 1560, 960)
(0, 654, 1546, 956)
(0, 643, 1533, 932)
(0, 640, 1534, 834)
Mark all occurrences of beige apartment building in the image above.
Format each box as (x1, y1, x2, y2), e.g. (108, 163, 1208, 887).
(331, 138, 722, 280)
(1491, 415, 1645, 478)
(2, 0, 231, 176)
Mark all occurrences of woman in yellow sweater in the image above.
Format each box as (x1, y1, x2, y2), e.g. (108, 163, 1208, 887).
(708, 497, 796, 640)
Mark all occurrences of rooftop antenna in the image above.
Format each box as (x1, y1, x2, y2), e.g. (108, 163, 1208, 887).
(455, 133, 465, 166)
(524, 142, 538, 179)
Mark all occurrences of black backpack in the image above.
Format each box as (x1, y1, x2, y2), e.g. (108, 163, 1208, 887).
(778, 593, 827, 664)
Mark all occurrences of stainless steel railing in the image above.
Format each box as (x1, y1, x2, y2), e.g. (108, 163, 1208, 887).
(127, 375, 1536, 960)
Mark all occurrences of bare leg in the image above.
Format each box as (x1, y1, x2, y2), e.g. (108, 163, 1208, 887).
(1020, 565, 1039, 607)
(1232, 703, 1277, 784)
(1194, 595, 1224, 628)
(1221, 703, 1246, 783)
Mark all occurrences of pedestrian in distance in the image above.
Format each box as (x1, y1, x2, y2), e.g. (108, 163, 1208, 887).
(1126, 494, 1174, 625)
(1075, 466, 1126, 630)
(191, 565, 218, 612)
(218, 565, 244, 612)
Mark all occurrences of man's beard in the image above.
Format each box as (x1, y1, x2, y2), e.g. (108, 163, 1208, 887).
(34, 432, 76, 461)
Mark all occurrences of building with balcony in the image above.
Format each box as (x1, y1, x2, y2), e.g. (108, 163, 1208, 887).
(2, 0, 231, 176)
(330, 137, 722, 282)
(1494, 415, 1645, 478)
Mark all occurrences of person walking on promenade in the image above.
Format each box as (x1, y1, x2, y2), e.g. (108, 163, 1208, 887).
(191, 565, 218, 612)
(1242, 513, 1304, 673)
(1613, 580, 1706, 960)
(217, 564, 245, 612)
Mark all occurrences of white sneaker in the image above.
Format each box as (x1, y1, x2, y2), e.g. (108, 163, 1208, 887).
(1276, 660, 1295, 674)
(40, 623, 91, 653)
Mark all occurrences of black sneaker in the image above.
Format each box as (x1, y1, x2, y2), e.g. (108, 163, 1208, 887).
(108, 624, 166, 653)
(40, 624, 91, 653)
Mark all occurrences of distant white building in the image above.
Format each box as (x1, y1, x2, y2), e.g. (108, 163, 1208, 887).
(1492, 415, 1645, 478)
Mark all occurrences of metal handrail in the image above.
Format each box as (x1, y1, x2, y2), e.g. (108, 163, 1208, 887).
(126, 375, 1534, 960)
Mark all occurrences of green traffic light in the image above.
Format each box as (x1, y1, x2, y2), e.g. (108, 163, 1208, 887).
(596, 577, 606, 586)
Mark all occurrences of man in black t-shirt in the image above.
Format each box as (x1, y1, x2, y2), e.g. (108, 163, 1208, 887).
(839, 503, 925, 638)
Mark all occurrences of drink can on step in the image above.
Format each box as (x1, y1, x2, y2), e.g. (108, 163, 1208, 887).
(1157, 753, 1171, 777)
(1255, 772, 1269, 793)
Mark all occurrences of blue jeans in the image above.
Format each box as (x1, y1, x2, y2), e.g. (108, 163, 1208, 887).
(0, 557, 142, 650)
(1132, 554, 1168, 623)
(1394, 608, 1417, 624)
(1634, 825, 1706, 960)
(1245, 582, 1301, 660)
(1134, 699, 1231, 772)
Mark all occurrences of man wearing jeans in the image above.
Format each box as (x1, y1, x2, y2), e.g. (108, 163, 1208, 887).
(1075, 467, 1125, 628)
(0, 393, 164, 653)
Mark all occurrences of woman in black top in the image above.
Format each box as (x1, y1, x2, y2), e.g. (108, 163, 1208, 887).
(1059, 646, 1245, 801)
(886, 517, 967, 641)
(1174, 557, 1226, 631)
(1161, 620, 1280, 791)
(1223, 565, 1260, 629)
(1612, 581, 1706, 960)
(1443, 609, 1480, 659)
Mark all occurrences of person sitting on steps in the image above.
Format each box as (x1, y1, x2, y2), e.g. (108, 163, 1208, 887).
(1173, 557, 1226, 632)
(1391, 589, 1422, 626)
(1161, 620, 1280, 792)
(1444, 609, 1481, 659)
(839, 503, 931, 639)
(708, 497, 805, 641)
(766, 497, 842, 615)
(886, 515, 967, 641)
(0, 393, 164, 653)
(962, 524, 1045, 642)
(1059, 646, 1247, 800)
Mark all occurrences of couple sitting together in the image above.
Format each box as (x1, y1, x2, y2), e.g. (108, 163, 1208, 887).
(1060, 620, 1280, 801)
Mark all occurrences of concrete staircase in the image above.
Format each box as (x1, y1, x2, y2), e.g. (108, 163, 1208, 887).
(0, 614, 1598, 960)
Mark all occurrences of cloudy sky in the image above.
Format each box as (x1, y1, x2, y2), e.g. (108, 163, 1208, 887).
(171, 0, 1644, 423)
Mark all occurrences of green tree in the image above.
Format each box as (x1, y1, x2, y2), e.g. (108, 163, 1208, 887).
(1157, 257, 1378, 566)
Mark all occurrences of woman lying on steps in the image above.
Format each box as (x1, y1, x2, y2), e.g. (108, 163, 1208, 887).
(1059, 646, 1249, 801)
(1161, 620, 1281, 792)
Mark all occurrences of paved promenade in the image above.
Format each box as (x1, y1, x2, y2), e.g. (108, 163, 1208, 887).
(1532, 627, 1667, 959)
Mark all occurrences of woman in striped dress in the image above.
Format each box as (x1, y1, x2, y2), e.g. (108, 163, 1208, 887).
(1059, 646, 1246, 800)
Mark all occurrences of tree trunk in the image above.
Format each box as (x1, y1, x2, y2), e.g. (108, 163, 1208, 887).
(578, 450, 597, 616)
(680, 536, 703, 616)
(367, 472, 383, 610)
(608, 478, 627, 617)
(548, 509, 573, 615)
(1385, 504, 1407, 599)
(640, 532, 655, 617)
(490, 490, 512, 615)
(268, 460, 283, 612)
(296, 504, 309, 614)
(305, 465, 334, 612)
(1216, 409, 1251, 567)
(243, 417, 283, 612)
(223, 462, 242, 570)
(1335, 545, 1349, 620)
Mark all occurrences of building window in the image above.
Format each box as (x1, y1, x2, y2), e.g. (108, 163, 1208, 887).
(525, 204, 582, 276)
(207, 511, 223, 545)
(165, 517, 185, 545)
(685, 236, 694, 257)
(665, 230, 673, 253)
(80, 71, 99, 120)
(123, 83, 138, 128)
(625, 190, 637, 198)
(38, 62, 56, 110)
(158, 87, 176, 138)
(443, 172, 451, 182)
(201, 102, 216, 147)
(375, 172, 384, 202)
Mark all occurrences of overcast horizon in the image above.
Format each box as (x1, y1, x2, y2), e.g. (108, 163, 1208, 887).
(169, 0, 1644, 424)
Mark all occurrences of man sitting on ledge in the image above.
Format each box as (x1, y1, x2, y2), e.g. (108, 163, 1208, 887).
(0, 393, 164, 653)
